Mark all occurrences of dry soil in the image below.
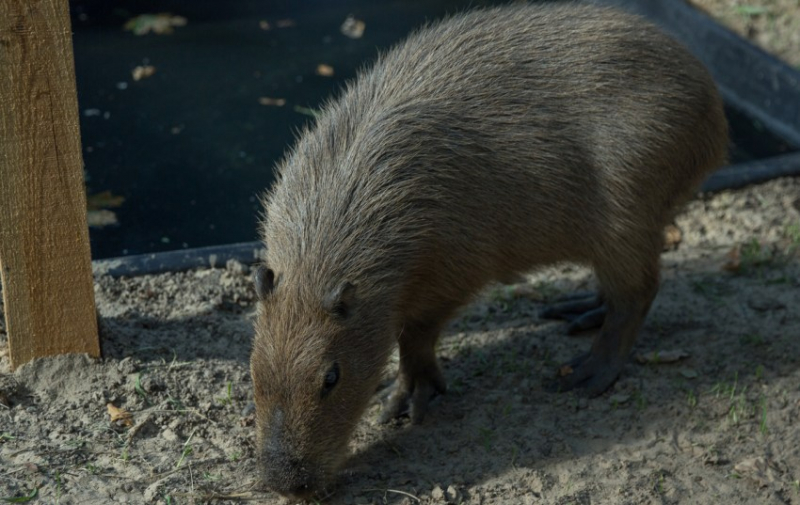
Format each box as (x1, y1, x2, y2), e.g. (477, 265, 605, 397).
(2, 177, 800, 504)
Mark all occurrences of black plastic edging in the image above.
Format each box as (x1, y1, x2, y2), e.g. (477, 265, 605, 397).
(702, 151, 800, 193)
(609, 0, 800, 148)
(91, 0, 800, 279)
(92, 241, 264, 277)
(92, 151, 800, 278)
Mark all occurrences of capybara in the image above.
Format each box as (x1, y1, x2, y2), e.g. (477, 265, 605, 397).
(250, 2, 728, 498)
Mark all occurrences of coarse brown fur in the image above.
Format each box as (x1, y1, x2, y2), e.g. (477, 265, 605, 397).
(251, 1, 728, 498)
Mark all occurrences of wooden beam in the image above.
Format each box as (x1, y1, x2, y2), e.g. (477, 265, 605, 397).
(0, 0, 100, 369)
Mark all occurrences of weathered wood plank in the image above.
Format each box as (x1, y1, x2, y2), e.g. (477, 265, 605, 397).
(0, 0, 100, 369)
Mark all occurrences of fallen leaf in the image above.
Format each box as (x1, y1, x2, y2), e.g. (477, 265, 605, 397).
(635, 349, 690, 364)
(276, 19, 296, 28)
(723, 245, 741, 272)
(558, 365, 573, 377)
(87, 190, 125, 211)
(107, 403, 134, 427)
(316, 64, 335, 77)
(124, 13, 187, 36)
(663, 224, 682, 250)
(132, 65, 156, 81)
(87, 210, 119, 228)
(340, 15, 366, 39)
(258, 97, 286, 107)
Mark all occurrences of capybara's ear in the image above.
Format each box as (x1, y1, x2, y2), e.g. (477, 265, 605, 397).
(253, 265, 276, 300)
(324, 281, 356, 320)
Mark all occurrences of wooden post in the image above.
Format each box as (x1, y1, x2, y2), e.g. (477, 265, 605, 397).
(0, 0, 100, 369)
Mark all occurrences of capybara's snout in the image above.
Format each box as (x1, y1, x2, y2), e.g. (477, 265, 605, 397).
(259, 445, 320, 499)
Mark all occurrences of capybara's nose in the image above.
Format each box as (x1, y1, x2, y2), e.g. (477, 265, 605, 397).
(262, 455, 317, 498)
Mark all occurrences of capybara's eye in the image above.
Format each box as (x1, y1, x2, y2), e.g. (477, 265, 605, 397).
(253, 265, 276, 299)
(321, 362, 340, 397)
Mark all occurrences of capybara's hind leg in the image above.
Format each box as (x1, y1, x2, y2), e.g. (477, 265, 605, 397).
(379, 319, 446, 425)
(552, 246, 659, 396)
(540, 292, 606, 334)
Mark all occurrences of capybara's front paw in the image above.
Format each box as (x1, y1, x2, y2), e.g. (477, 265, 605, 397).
(546, 352, 623, 397)
(379, 366, 446, 425)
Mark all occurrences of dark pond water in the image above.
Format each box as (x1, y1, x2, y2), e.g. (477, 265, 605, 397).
(70, 0, 796, 259)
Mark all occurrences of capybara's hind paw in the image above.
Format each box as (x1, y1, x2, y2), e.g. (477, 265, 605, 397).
(540, 293, 606, 334)
(546, 352, 622, 397)
(379, 368, 446, 425)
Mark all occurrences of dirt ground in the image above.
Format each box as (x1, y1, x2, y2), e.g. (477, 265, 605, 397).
(2, 176, 800, 504)
(689, 0, 800, 66)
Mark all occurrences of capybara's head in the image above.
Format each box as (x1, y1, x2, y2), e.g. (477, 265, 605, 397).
(249, 265, 391, 499)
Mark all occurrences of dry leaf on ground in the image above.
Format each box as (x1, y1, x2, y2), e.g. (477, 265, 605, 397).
(316, 64, 335, 77)
(341, 15, 366, 39)
(87, 190, 125, 211)
(722, 245, 741, 272)
(258, 97, 286, 107)
(107, 403, 133, 427)
(87, 210, 119, 228)
(124, 14, 187, 36)
(132, 65, 156, 81)
(663, 224, 683, 250)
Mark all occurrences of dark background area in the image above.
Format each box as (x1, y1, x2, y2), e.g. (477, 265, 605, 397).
(70, 0, 796, 259)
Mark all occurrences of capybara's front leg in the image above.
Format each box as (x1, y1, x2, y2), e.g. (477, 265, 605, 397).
(380, 320, 446, 425)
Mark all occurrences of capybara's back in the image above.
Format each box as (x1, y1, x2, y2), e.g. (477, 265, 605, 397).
(252, 3, 728, 499)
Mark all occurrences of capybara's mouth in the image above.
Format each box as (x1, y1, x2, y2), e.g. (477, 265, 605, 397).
(259, 459, 326, 501)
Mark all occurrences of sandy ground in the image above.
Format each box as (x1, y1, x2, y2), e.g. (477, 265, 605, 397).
(2, 177, 800, 504)
(689, 0, 800, 66)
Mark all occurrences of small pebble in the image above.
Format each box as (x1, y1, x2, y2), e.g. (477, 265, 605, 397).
(447, 485, 461, 502)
